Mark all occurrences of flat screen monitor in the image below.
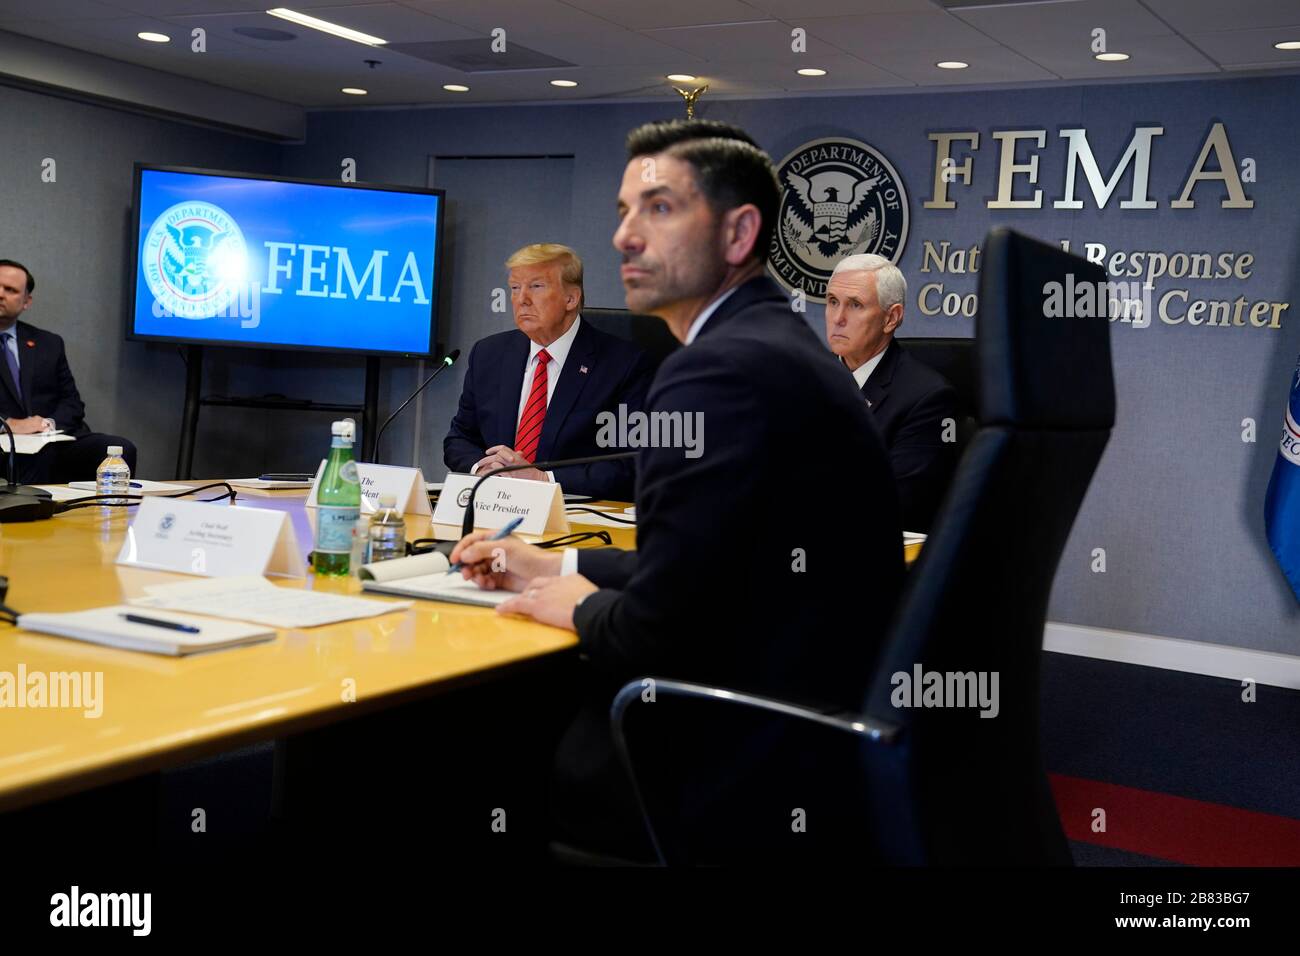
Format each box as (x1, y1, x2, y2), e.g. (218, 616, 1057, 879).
(129, 165, 443, 357)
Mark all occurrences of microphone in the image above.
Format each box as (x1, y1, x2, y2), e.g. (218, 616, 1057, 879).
(371, 348, 460, 463)
(0, 418, 53, 499)
(459, 451, 637, 539)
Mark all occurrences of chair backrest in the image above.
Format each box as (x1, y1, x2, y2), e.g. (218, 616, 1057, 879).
(899, 335, 977, 445)
(862, 227, 1115, 864)
(582, 307, 680, 370)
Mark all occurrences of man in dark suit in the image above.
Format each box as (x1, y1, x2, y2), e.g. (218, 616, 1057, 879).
(0, 259, 137, 484)
(825, 254, 959, 532)
(451, 121, 905, 860)
(443, 243, 653, 500)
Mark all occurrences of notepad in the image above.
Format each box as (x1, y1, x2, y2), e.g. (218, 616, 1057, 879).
(0, 432, 73, 455)
(131, 575, 413, 628)
(358, 552, 515, 608)
(229, 477, 315, 489)
(16, 606, 275, 656)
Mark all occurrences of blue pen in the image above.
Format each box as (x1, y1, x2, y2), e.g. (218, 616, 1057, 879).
(447, 516, 525, 575)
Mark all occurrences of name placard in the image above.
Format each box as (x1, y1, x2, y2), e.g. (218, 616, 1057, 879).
(431, 472, 570, 537)
(305, 461, 432, 515)
(117, 496, 306, 578)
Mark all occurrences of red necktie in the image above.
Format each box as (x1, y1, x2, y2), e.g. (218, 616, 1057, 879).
(514, 348, 551, 463)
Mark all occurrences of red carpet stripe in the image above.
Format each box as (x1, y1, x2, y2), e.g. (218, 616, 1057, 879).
(1050, 773, 1300, 866)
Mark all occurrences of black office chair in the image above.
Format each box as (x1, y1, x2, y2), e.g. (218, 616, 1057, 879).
(610, 228, 1116, 865)
(899, 335, 978, 454)
(582, 307, 680, 370)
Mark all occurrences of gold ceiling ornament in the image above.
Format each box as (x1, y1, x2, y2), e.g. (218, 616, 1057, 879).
(672, 84, 709, 119)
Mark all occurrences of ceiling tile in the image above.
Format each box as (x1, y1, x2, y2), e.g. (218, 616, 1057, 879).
(559, 0, 768, 31)
(1143, 0, 1300, 34)
(644, 19, 829, 61)
(952, 0, 1174, 47)
(1024, 33, 1221, 79)
(805, 11, 1004, 56)
(403, 0, 705, 66)
(1186, 28, 1300, 67)
(864, 45, 1058, 84)
(0, 0, 134, 21)
(742, 0, 936, 15)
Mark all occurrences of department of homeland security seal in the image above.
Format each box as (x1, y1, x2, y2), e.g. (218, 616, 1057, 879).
(768, 137, 909, 303)
(142, 201, 249, 319)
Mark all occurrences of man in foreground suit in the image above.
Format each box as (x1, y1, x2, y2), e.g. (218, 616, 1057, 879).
(443, 243, 653, 500)
(826, 254, 959, 532)
(451, 121, 905, 860)
(0, 259, 138, 483)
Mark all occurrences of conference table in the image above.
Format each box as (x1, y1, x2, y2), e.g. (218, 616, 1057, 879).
(0, 482, 923, 816)
(0, 483, 636, 813)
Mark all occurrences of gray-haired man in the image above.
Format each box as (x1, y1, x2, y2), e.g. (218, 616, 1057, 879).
(825, 253, 959, 532)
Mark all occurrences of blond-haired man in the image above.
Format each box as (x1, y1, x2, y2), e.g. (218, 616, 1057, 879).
(443, 243, 653, 499)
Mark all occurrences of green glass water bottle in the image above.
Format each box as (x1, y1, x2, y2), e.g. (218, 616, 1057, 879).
(314, 420, 361, 576)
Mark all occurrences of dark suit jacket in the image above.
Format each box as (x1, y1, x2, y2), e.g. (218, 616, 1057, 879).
(443, 318, 654, 500)
(0, 321, 89, 435)
(859, 339, 959, 533)
(553, 275, 905, 858)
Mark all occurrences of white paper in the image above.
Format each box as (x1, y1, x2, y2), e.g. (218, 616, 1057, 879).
(564, 509, 636, 528)
(364, 573, 515, 607)
(131, 575, 412, 628)
(33, 484, 95, 502)
(230, 478, 315, 490)
(0, 432, 74, 455)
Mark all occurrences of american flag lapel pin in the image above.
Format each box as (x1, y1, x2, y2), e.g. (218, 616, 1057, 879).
(579, 365, 588, 374)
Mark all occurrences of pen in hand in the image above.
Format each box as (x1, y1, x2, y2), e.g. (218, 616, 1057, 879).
(447, 516, 525, 575)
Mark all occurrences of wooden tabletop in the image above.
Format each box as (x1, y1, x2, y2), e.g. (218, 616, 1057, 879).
(0, 483, 633, 811)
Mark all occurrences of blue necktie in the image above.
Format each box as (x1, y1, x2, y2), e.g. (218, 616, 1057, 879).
(2, 332, 21, 407)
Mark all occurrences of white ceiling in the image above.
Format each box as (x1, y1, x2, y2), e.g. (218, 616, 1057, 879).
(1, 0, 1298, 108)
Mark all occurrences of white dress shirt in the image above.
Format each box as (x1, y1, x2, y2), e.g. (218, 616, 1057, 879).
(845, 347, 887, 392)
(472, 314, 583, 481)
(515, 313, 582, 424)
(683, 286, 740, 345)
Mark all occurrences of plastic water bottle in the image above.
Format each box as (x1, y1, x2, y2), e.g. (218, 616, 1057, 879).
(314, 420, 360, 576)
(95, 445, 131, 505)
(368, 493, 406, 562)
(350, 513, 372, 575)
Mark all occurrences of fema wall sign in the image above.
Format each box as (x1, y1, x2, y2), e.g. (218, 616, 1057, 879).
(768, 137, 909, 303)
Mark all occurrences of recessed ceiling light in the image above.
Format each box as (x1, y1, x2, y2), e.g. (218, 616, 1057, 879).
(443, 84, 469, 93)
(137, 32, 170, 43)
(1275, 40, 1300, 51)
(266, 8, 386, 46)
(666, 73, 696, 82)
(797, 68, 827, 77)
(550, 79, 578, 87)
(936, 61, 968, 69)
(1095, 52, 1130, 61)
(341, 87, 367, 95)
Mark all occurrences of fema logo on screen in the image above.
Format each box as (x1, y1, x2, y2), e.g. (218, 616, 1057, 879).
(768, 137, 908, 303)
(142, 201, 249, 319)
